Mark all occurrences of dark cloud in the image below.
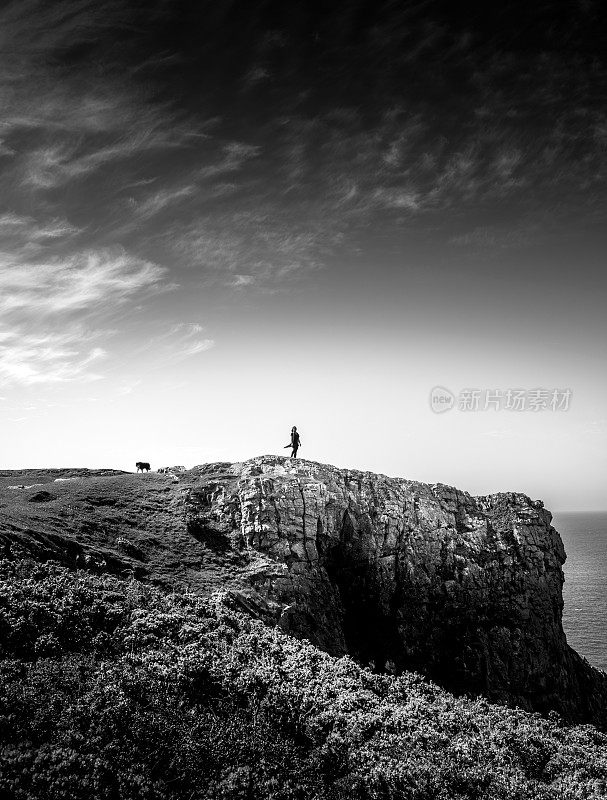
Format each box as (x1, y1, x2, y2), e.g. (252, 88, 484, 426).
(2, 2, 605, 237)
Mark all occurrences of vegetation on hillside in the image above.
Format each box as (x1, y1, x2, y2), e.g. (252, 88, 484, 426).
(0, 559, 606, 799)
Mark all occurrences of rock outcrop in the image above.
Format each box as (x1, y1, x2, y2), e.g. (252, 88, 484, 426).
(184, 456, 607, 727)
(1, 456, 605, 727)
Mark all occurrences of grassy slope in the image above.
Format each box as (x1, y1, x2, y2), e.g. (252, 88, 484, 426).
(1, 560, 606, 800)
(0, 469, 262, 596)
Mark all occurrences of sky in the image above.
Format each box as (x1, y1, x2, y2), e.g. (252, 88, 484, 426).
(0, 0, 605, 510)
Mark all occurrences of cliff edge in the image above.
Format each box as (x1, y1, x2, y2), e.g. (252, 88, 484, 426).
(1, 455, 605, 728)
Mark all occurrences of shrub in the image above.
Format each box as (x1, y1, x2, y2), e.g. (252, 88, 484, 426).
(0, 559, 606, 799)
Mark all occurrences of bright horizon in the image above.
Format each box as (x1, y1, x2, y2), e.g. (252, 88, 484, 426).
(1, 2, 605, 513)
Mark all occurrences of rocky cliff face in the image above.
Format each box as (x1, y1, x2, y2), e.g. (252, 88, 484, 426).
(1, 456, 605, 727)
(185, 456, 607, 726)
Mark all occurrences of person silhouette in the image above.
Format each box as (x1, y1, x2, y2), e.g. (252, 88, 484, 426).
(283, 426, 301, 458)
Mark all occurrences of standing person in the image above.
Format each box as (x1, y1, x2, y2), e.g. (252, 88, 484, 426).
(283, 426, 301, 458)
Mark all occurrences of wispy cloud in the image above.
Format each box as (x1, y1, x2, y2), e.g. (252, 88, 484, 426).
(0, 2, 199, 198)
(0, 212, 80, 242)
(0, 250, 166, 317)
(0, 0, 604, 396)
(230, 274, 256, 288)
(138, 322, 215, 363)
(2, 0, 603, 298)
(0, 329, 107, 385)
(450, 225, 540, 250)
(0, 249, 168, 385)
(21, 124, 194, 190)
(168, 209, 333, 291)
(196, 141, 261, 181)
(163, 323, 214, 358)
(128, 185, 197, 220)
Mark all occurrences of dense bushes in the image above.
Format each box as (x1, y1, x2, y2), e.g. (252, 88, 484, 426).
(0, 559, 606, 799)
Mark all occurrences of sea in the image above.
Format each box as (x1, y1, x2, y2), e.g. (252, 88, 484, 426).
(553, 512, 607, 674)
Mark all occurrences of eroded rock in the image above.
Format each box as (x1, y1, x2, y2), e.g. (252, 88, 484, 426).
(183, 456, 607, 727)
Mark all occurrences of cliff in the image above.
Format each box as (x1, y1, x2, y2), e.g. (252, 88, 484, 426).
(1, 455, 605, 728)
